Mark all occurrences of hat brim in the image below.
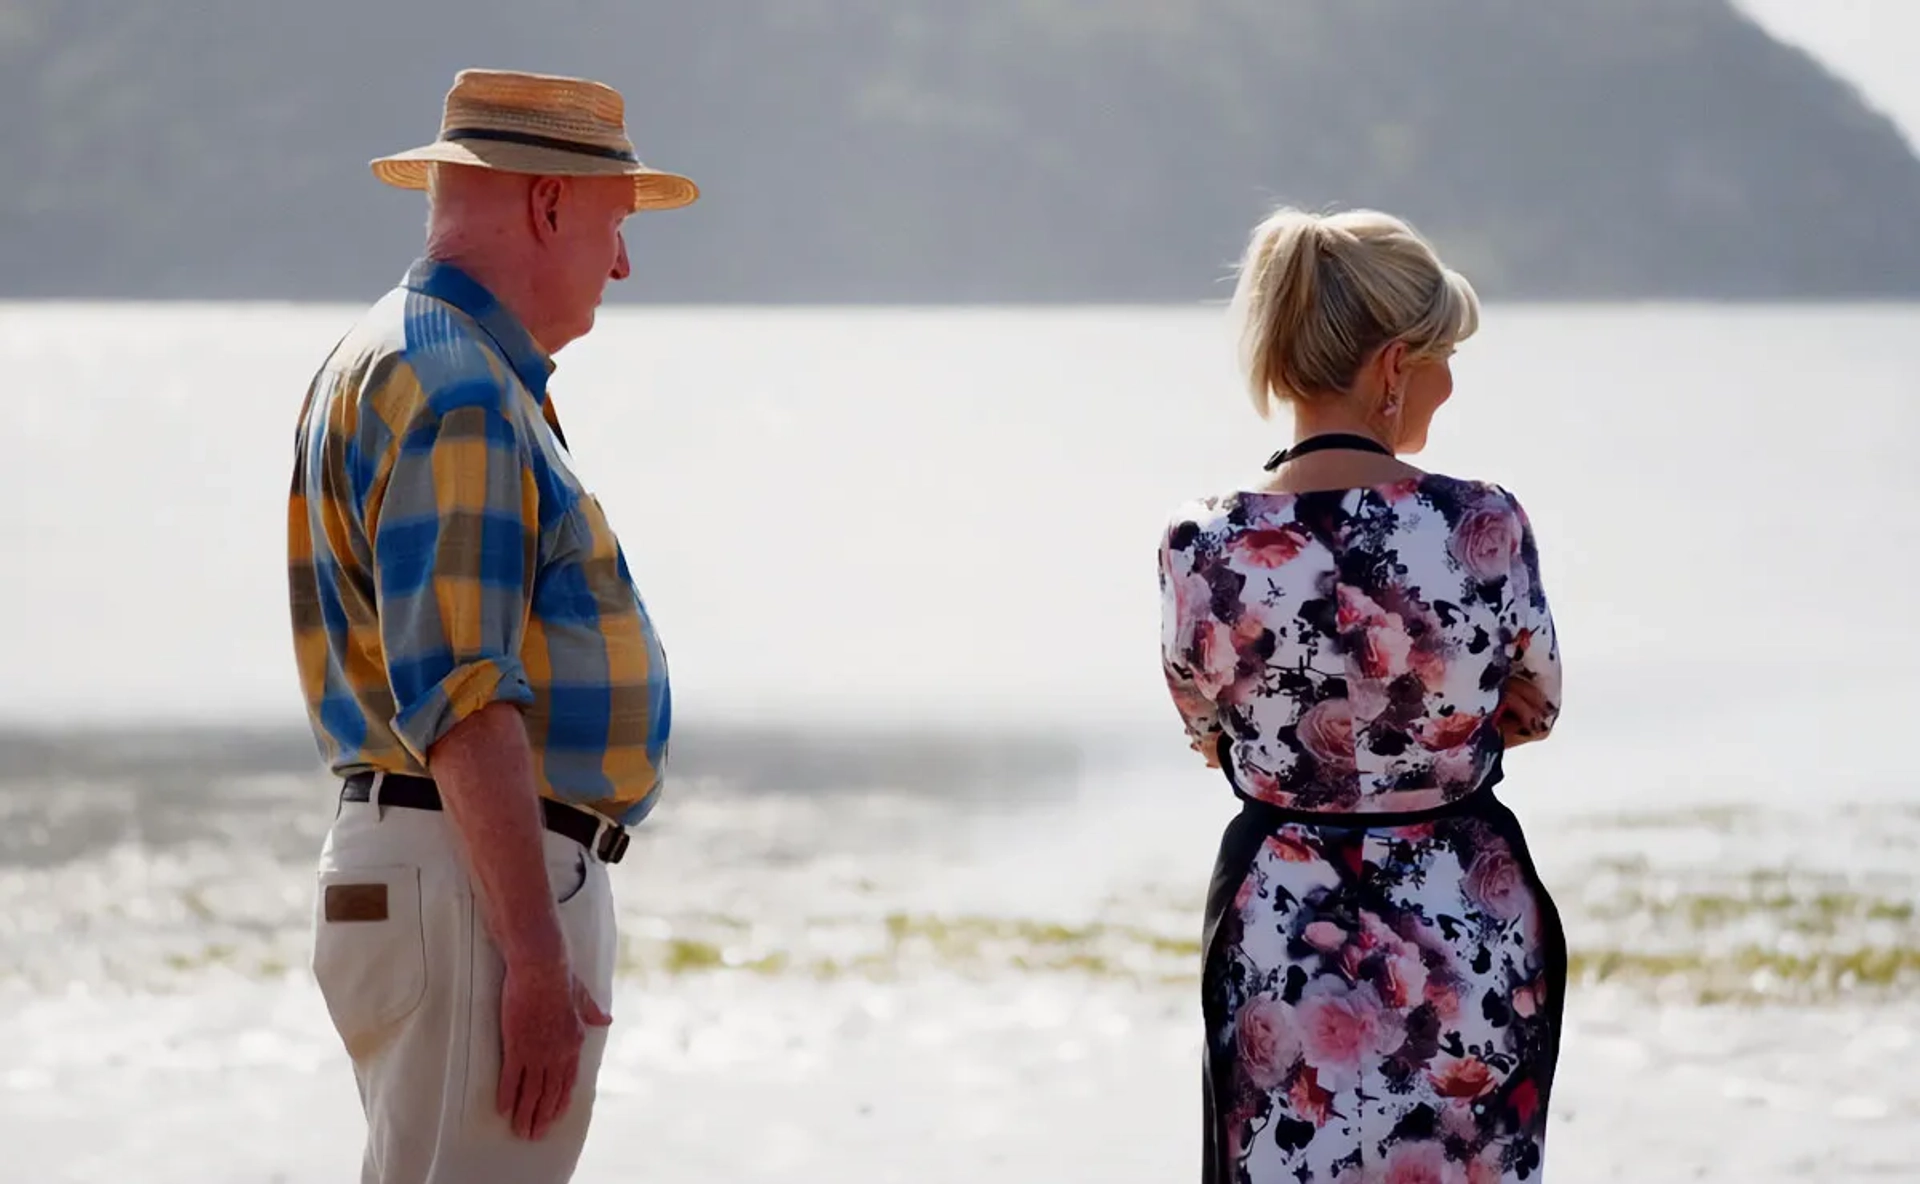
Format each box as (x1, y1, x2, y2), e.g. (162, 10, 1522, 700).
(371, 140, 699, 212)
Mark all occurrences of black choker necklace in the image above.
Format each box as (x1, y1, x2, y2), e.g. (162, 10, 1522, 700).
(1263, 432, 1394, 471)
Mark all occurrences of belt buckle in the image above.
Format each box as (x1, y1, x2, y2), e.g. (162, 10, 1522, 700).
(589, 813, 629, 864)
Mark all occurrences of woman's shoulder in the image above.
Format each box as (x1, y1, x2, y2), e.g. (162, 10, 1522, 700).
(1401, 472, 1534, 521)
(1162, 490, 1254, 539)
(1162, 475, 1537, 547)
(1400, 475, 1546, 589)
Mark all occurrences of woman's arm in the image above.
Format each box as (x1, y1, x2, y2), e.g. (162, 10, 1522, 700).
(1496, 492, 1562, 747)
(1160, 521, 1226, 767)
(1495, 667, 1554, 748)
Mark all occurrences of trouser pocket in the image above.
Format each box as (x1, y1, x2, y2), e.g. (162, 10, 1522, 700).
(549, 839, 589, 906)
(547, 835, 614, 1007)
(312, 864, 428, 1061)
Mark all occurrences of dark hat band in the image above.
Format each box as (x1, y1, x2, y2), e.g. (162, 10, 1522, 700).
(442, 126, 638, 164)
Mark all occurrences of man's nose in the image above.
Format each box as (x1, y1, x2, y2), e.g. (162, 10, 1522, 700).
(611, 232, 631, 281)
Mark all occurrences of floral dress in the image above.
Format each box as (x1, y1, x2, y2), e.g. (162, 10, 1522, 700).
(1159, 475, 1565, 1184)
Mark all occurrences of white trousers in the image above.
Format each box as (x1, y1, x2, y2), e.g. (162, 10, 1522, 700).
(311, 796, 618, 1184)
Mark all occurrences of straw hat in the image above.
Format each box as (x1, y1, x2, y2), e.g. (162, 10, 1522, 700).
(371, 68, 698, 212)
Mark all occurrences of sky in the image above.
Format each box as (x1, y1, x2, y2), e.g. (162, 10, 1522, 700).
(1735, 0, 1920, 148)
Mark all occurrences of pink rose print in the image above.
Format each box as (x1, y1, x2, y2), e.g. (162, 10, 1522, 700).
(1439, 1098, 1480, 1143)
(1468, 1148, 1506, 1184)
(1290, 1066, 1336, 1126)
(1267, 831, 1317, 863)
(1238, 761, 1284, 800)
(1297, 981, 1394, 1093)
(1297, 700, 1355, 772)
(1357, 618, 1414, 680)
(1384, 1139, 1466, 1184)
(1362, 916, 1429, 1008)
(1349, 678, 1391, 723)
(1354, 914, 1384, 949)
(1341, 588, 1415, 680)
(1423, 975, 1462, 1023)
(1231, 615, 1270, 648)
(1235, 994, 1301, 1090)
(1431, 1057, 1498, 1099)
(1464, 847, 1529, 922)
(1337, 942, 1365, 982)
(1222, 616, 1275, 705)
(1380, 940, 1429, 1009)
(1420, 712, 1482, 752)
(1304, 921, 1347, 952)
(1448, 503, 1519, 583)
(1233, 525, 1311, 568)
(1513, 975, 1546, 1019)
(1336, 586, 1388, 630)
(1409, 644, 1449, 691)
(1431, 744, 1480, 793)
(1191, 620, 1235, 697)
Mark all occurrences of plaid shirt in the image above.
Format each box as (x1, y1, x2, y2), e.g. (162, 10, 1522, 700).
(287, 259, 670, 826)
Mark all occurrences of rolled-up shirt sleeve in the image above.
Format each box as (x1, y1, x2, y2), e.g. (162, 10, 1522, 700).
(367, 361, 539, 763)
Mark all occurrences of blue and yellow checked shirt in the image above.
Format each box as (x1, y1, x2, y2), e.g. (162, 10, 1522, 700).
(287, 260, 670, 826)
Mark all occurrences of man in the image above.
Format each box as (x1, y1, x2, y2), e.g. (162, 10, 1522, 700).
(286, 68, 696, 1183)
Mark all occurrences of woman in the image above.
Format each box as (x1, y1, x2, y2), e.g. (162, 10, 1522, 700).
(1159, 207, 1565, 1184)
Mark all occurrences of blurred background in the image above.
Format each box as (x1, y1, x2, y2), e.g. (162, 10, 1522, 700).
(0, 1, 1916, 1181)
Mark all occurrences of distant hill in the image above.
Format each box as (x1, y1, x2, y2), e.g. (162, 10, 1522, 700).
(3, 0, 1918, 302)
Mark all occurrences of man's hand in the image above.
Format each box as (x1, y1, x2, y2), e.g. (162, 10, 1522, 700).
(497, 960, 614, 1140)
(427, 702, 606, 1141)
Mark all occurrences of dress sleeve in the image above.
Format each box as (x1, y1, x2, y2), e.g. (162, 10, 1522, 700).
(1160, 518, 1226, 766)
(1501, 491, 1562, 741)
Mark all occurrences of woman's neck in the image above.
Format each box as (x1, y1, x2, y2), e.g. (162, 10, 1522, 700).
(1289, 403, 1393, 452)
(1257, 404, 1420, 494)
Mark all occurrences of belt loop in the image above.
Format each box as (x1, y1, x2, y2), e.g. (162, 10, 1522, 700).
(369, 770, 386, 820)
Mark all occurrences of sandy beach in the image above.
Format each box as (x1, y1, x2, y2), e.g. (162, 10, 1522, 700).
(2, 761, 1915, 1183)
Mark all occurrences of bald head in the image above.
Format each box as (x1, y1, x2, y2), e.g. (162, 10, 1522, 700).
(422, 163, 635, 353)
(426, 164, 535, 240)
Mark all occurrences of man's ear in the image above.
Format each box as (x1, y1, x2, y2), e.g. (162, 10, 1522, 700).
(529, 176, 567, 243)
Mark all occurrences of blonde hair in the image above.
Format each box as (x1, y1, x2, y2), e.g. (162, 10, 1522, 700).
(1231, 207, 1480, 418)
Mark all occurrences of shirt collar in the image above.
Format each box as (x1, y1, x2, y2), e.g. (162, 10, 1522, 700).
(401, 258, 557, 402)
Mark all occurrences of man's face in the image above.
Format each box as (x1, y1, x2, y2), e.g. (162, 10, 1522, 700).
(533, 176, 633, 351)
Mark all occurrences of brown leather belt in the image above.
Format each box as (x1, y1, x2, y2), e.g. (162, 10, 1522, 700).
(340, 771, 630, 864)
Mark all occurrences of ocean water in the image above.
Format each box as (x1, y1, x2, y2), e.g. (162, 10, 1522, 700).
(0, 301, 1917, 1181)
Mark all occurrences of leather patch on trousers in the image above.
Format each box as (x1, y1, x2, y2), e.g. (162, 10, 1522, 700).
(324, 882, 390, 923)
